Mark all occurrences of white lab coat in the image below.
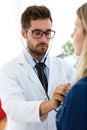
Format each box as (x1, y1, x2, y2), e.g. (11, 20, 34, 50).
(0, 52, 75, 130)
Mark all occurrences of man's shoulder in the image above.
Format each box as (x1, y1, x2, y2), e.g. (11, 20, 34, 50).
(49, 56, 72, 66)
(0, 52, 24, 72)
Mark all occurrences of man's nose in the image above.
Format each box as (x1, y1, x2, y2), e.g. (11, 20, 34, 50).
(40, 33, 48, 41)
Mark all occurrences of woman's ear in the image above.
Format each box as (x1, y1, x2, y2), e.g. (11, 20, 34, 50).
(21, 29, 27, 38)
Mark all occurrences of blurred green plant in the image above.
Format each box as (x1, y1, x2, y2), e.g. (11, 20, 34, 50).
(62, 40, 74, 57)
(60, 40, 79, 68)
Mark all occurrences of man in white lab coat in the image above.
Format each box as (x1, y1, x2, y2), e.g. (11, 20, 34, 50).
(0, 5, 75, 130)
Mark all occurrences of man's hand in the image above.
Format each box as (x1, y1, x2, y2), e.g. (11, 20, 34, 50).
(40, 83, 71, 116)
(50, 83, 71, 109)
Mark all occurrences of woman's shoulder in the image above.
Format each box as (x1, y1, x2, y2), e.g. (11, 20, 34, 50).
(73, 76, 87, 88)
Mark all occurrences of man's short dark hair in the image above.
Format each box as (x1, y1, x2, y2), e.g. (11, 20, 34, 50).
(21, 5, 52, 29)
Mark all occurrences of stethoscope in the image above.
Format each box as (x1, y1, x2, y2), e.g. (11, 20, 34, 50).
(20, 36, 57, 112)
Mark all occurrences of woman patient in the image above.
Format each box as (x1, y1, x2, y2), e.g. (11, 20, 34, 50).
(56, 2, 87, 130)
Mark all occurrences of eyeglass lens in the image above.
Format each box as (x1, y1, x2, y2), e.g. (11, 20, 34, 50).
(32, 30, 55, 39)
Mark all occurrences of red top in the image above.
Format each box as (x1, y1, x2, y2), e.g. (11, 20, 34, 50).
(0, 99, 6, 120)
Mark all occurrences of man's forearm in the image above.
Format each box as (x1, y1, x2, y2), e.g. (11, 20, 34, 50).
(39, 100, 53, 116)
(39, 100, 60, 116)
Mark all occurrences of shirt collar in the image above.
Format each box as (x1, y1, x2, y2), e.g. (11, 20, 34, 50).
(23, 49, 49, 68)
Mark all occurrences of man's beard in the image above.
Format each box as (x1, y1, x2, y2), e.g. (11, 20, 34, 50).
(27, 42, 48, 57)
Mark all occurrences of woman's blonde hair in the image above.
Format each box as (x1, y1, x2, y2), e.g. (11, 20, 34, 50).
(75, 3, 87, 82)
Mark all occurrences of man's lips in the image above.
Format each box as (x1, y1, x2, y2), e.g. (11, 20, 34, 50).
(38, 44, 48, 48)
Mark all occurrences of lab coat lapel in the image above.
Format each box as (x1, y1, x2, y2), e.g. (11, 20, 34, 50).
(17, 52, 46, 94)
(48, 58, 58, 95)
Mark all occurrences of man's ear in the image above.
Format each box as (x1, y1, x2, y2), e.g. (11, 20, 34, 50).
(21, 29, 27, 38)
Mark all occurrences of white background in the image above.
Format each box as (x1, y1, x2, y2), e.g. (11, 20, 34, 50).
(0, 0, 87, 68)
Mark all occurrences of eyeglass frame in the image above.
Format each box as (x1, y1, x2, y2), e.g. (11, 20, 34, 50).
(24, 28, 55, 39)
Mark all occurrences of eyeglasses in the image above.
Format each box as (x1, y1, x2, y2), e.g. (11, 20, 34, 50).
(25, 29, 55, 39)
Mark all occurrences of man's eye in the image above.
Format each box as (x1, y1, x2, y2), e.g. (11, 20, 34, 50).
(46, 31, 51, 35)
(34, 31, 41, 35)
